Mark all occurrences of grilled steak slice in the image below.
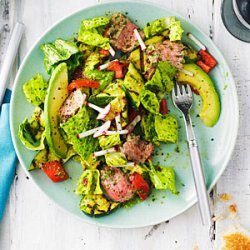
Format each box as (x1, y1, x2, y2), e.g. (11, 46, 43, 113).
(122, 136, 154, 164)
(100, 166, 135, 202)
(59, 89, 85, 123)
(108, 13, 144, 53)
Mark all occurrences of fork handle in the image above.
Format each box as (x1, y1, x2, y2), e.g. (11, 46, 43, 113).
(188, 139, 212, 225)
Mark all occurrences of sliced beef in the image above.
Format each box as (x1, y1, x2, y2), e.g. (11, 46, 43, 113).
(121, 136, 154, 164)
(108, 13, 144, 53)
(144, 40, 185, 79)
(100, 166, 135, 202)
(157, 40, 185, 69)
(59, 89, 86, 123)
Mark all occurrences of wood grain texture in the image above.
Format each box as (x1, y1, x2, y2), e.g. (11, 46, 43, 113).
(1, 0, 249, 249)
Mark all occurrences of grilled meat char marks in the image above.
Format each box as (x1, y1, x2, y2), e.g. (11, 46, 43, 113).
(100, 166, 135, 202)
(108, 13, 144, 53)
(122, 136, 154, 164)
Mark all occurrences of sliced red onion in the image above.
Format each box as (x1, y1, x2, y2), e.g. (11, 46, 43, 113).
(98, 59, 118, 71)
(96, 103, 111, 120)
(187, 32, 206, 51)
(93, 121, 112, 138)
(115, 113, 122, 131)
(102, 130, 129, 136)
(93, 147, 117, 157)
(180, 69, 194, 77)
(87, 102, 104, 113)
(126, 115, 141, 132)
(109, 45, 115, 57)
(134, 29, 146, 51)
(111, 162, 136, 168)
(77, 120, 111, 139)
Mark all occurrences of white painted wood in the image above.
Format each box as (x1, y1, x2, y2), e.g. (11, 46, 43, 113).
(1, 0, 249, 249)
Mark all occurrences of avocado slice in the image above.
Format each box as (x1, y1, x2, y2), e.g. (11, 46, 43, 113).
(44, 63, 69, 158)
(177, 64, 220, 127)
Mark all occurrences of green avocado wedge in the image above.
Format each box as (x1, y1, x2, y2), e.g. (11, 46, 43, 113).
(177, 64, 220, 127)
(44, 63, 69, 158)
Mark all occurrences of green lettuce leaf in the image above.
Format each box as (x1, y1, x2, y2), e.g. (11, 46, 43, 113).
(141, 113, 178, 144)
(144, 17, 183, 41)
(22, 74, 48, 107)
(166, 17, 184, 41)
(149, 161, 177, 194)
(40, 39, 80, 74)
(78, 16, 110, 49)
(140, 89, 159, 114)
(61, 106, 99, 160)
(105, 152, 127, 166)
(18, 108, 46, 150)
(155, 114, 178, 143)
(81, 16, 110, 30)
(99, 134, 121, 150)
(144, 18, 167, 38)
(141, 113, 158, 144)
(144, 61, 176, 98)
(75, 169, 103, 195)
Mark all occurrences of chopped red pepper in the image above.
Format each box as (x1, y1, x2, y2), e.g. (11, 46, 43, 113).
(159, 99, 168, 115)
(198, 50, 217, 69)
(107, 61, 127, 79)
(129, 172, 150, 200)
(68, 79, 100, 93)
(100, 48, 110, 56)
(42, 161, 69, 182)
(196, 60, 211, 73)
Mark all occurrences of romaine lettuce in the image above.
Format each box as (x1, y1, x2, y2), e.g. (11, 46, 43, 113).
(61, 106, 99, 160)
(81, 16, 110, 30)
(140, 89, 159, 114)
(144, 61, 176, 98)
(148, 161, 177, 194)
(78, 16, 110, 49)
(75, 169, 103, 195)
(22, 74, 48, 107)
(141, 113, 178, 144)
(155, 114, 178, 143)
(105, 152, 127, 166)
(144, 17, 183, 41)
(40, 39, 80, 74)
(99, 134, 121, 149)
(18, 108, 46, 150)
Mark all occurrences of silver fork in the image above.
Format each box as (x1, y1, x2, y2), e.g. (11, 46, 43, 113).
(172, 82, 212, 226)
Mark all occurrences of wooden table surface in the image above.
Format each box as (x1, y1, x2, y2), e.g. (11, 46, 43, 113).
(1, 0, 250, 249)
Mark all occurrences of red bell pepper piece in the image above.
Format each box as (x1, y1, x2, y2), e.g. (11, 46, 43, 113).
(42, 161, 69, 182)
(68, 79, 100, 93)
(159, 99, 168, 115)
(107, 61, 127, 79)
(196, 60, 211, 73)
(198, 50, 217, 69)
(129, 172, 150, 200)
(100, 49, 110, 56)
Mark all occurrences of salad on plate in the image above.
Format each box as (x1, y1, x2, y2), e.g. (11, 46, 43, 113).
(18, 12, 220, 216)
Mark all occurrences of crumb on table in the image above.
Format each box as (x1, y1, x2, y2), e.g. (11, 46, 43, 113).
(222, 232, 250, 250)
(228, 203, 237, 214)
(219, 193, 232, 202)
